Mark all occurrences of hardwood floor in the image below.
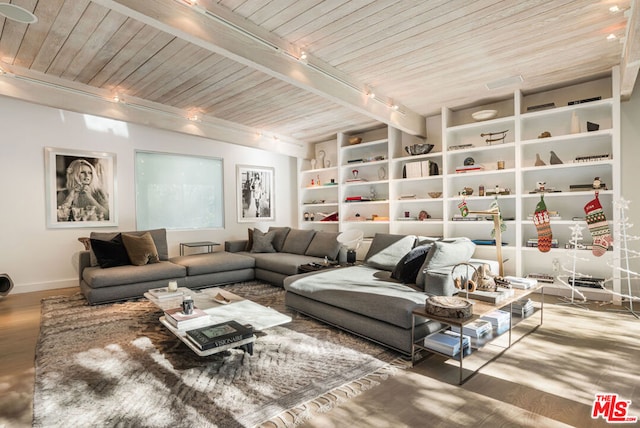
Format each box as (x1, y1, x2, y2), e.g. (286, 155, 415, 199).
(1, 288, 637, 427)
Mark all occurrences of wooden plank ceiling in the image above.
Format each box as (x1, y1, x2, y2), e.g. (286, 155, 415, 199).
(0, 0, 635, 146)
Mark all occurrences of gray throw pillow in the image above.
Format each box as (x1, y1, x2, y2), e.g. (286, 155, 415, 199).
(251, 229, 276, 253)
(416, 238, 476, 286)
(281, 229, 316, 254)
(268, 226, 291, 252)
(365, 234, 416, 271)
(305, 231, 341, 260)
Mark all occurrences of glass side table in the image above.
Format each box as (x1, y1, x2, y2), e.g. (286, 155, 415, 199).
(179, 241, 220, 256)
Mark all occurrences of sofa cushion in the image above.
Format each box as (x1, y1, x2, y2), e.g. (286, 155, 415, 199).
(284, 265, 427, 329)
(250, 229, 276, 253)
(268, 226, 291, 252)
(364, 234, 416, 271)
(249, 252, 324, 276)
(170, 252, 255, 275)
(83, 261, 186, 288)
(416, 238, 476, 290)
(391, 243, 433, 284)
(281, 229, 316, 255)
(90, 229, 168, 266)
(90, 234, 130, 268)
(122, 232, 160, 266)
(305, 231, 341, 260)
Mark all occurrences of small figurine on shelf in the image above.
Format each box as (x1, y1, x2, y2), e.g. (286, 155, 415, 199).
(593, 176, 602, 189)
(550, 151, 563, 165)
(535, 153, 546, 166)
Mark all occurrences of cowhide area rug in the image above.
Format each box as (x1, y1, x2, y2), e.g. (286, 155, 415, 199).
(33, 281, 403, 427)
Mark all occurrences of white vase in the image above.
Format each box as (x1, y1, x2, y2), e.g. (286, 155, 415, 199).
(570, 111, 580, 134)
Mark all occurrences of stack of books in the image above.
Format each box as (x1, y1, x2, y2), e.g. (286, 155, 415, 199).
(504, 276, 538, 289)
(455, 164, 484, 173)
(345, 196, 371, 202)
(164, 307, 210, 330)
(452, 214, 480, 221)
(480, 309, 510, 336)
(186, 320, 254, 351)
(148, 287, 184, 300)
(403, 160, 435, 178)
(466, 288, 515, 304)
(511, 298, 535, 318)
(526, 273, 555, 283)
(570, 183, 607, 192)
(450, 320, 493, 349)
(569, 276, 605, 289)
(573, 154, 610, 163)
(423, 330, 471, 358)
(526, 238, 559, 248)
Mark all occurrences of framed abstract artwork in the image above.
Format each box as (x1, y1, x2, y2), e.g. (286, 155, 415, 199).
(237, 165, 274, 222)
(44, 147, 117, 228)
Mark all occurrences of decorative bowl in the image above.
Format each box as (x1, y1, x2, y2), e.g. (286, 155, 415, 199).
(405, 143, 434, 155)
(348, 136, 363, 145)
(471, 109, 498, 121)
(428, 191, 442, 198)
(463, 187, 474, 195)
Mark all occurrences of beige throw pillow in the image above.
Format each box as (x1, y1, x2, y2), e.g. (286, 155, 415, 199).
(122, 232, 160, 266)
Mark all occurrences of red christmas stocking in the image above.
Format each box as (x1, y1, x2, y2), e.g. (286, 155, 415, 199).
(584, 194, 612, 257)
(458, 199, 469, 217)
(533, 195, 552, 252)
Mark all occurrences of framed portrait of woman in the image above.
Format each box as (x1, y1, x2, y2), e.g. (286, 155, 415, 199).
(237, 165, 274, 222)
(44, 147, 117, 228)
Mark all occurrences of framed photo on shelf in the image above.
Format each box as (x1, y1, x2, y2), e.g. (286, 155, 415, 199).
(237, 165, 274, 222)
(44, 147, 117, 228)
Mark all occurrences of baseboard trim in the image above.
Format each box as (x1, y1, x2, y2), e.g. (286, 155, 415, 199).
(12, 279, 78, 294)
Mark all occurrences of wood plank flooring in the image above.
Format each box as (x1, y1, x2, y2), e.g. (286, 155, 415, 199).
(0, 288, 637, 427)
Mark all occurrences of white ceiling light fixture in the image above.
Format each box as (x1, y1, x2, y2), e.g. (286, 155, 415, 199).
(0, 3, 38, 24)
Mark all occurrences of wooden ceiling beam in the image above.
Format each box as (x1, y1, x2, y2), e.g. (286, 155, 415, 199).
(91, 0, 426, 137)
(621, 0, 640, 100)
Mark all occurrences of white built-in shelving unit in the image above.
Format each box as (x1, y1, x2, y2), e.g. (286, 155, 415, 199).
(298, 68, 621, 301)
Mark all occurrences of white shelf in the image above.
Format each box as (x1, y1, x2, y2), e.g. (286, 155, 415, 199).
(298, 71, 620, 301)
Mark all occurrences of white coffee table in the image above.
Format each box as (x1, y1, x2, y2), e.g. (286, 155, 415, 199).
(144, 287, 292, 356)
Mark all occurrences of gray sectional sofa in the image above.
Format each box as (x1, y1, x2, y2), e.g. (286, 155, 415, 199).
(79, 227, 340, 304)
(80, 227, 496, 357)
(225, 226, 342, 286)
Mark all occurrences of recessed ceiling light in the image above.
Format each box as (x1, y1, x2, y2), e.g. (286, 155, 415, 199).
(0, 3, 38, 24)
(609, 5, 621, 13)
(607, 33, 618, 41)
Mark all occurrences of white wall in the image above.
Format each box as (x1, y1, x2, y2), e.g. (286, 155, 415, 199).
(621, 78, 640, 290)
(0, 96, 297, 294)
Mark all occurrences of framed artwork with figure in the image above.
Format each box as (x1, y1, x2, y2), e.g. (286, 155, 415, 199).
(237, 165, 274, 222)
(45, 147, 117, 228)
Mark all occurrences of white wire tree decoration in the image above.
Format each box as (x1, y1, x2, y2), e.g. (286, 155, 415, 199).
(556, 223, 590, 308)
(604, 198, 640, 318)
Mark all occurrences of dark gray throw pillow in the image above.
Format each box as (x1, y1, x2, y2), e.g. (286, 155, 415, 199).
(391, 244, 433, 284)
(268, 226, 291, 252)
(251, 229, 276, 253)
(90, 234, 131, 268)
